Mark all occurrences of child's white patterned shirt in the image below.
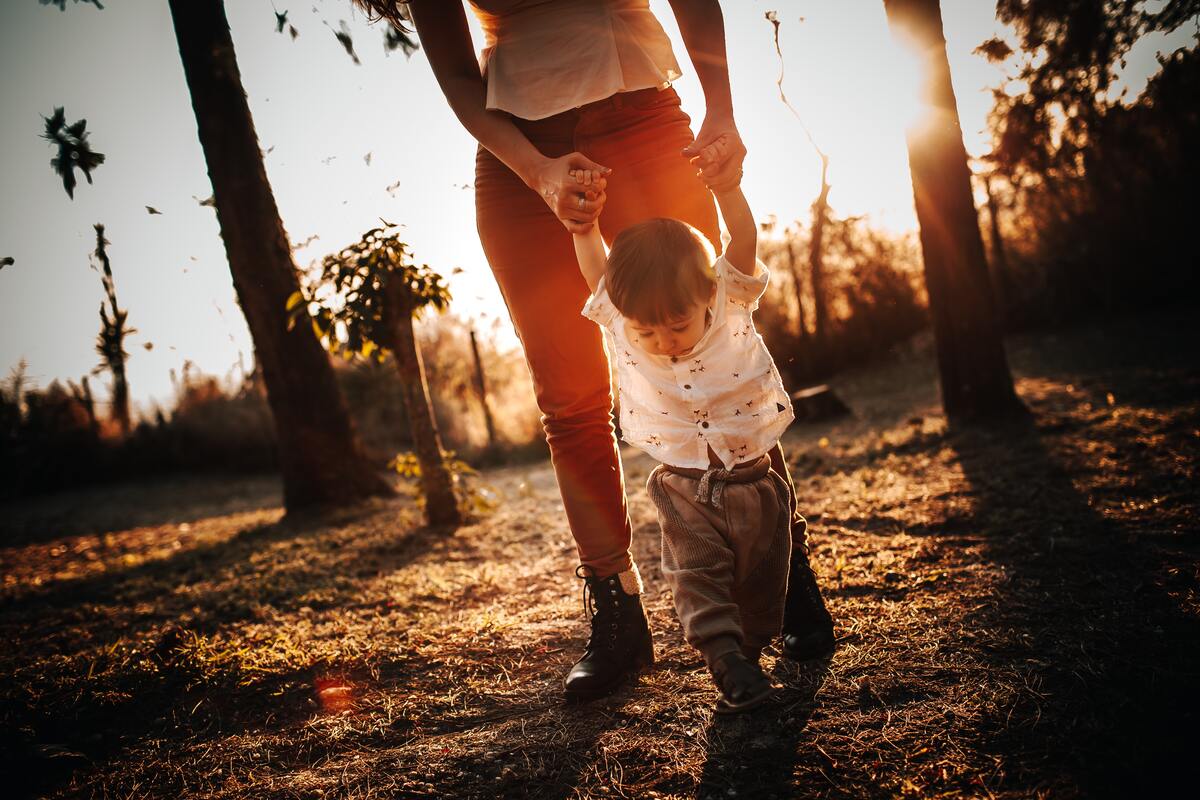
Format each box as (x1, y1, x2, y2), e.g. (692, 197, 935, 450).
(582, 255, 795, 470)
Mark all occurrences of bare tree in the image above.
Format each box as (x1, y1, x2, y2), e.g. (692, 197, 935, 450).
(90, 224, 132, 436)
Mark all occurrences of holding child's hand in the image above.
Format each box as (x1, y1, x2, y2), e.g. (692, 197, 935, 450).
(685, 131, 746, 193)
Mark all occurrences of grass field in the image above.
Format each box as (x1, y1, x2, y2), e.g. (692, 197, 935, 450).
(2, 316, 1197, 799)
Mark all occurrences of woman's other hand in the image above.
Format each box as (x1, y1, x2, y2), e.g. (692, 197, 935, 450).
(682, 116, 746, 193)
(530, 152, 610, 234)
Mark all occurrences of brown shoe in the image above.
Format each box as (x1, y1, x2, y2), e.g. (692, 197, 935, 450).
(710, 651, 773, 714)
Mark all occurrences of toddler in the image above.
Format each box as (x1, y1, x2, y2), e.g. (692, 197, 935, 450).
(571, 153, 795, 713)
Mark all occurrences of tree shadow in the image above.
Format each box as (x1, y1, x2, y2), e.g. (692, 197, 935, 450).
(948, 405, 1199, 796)
(696, 655, 832, 798)
(0, 500, 464, 797)
(0, 472, 284, 546)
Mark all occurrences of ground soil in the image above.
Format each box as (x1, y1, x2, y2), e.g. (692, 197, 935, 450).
(1, 316, 1197, 799)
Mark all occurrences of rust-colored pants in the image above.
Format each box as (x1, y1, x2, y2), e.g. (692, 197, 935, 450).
(475, 87, 805, 577)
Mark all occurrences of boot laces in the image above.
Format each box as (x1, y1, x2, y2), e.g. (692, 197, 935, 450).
(575, 565, 623, 651)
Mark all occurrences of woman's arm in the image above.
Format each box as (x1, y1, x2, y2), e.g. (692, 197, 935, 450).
(407, 0, 608, 232)
(667, 0, 747, 192)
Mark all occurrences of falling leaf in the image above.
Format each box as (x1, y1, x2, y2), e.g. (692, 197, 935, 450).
(143, 342, 154, 351)
(332, 21, 361, 65)
(193, 194, 216, 207)
(321, 155, 337, 165)
(41, 107, 106, 199)
(146, 206, 162, 215)
(274, 9, 288, 33)
(363, 151, 372, 166)
(385, 179, 401, 195)
(40, 0, 104, 10)
(0, 256, 13, 270)
(384, 23, 419, 58)
(289, 25, 299, 40)
(451, 267, 464, 275)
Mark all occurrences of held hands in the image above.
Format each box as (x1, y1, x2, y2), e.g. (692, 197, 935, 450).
(682, 119, 747, 193)
(531, 152, 610, 234)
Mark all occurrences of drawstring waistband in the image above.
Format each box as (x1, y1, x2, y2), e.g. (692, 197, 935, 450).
(659, 455, 772, 510)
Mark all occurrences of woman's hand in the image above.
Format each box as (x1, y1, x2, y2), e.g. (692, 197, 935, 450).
(682, 115, 746, 192)
(528, 152, 610, 234)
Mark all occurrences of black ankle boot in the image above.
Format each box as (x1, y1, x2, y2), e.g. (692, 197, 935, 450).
(781, 547, 836, 661)
(563, 567, 655, 700)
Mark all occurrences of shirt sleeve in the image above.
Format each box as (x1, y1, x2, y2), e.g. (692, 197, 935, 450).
(715, 254, 770, 311)
(581, 275, 621, 329)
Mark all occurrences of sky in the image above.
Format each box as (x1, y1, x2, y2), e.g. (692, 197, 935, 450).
(0, 0, 1190, 416)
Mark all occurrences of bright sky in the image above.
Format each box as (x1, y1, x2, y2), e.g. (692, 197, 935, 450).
(0, 1, 1188, 414)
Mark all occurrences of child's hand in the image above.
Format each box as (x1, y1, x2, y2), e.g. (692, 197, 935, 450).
(689, 133, 743, 192)
(569, 168, 608, 194)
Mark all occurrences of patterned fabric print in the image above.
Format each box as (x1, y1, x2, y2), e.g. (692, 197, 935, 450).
(582, 255, 795, 469)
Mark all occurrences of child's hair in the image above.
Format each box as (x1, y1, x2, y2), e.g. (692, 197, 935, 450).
(606, 218, 716, 325)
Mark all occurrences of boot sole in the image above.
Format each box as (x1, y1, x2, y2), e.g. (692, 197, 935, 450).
(780, 629, 836, 662)
(562, 648, 655, 702)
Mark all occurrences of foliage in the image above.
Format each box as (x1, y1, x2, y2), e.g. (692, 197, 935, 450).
(290, 224, 452, 362)
(388, 449, 499, 517)
(40, 107, 105, 199)
(979, 17, 1200, 322)
(756, 217, 926, 385)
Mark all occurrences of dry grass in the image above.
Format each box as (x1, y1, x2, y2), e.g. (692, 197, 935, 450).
(1, 315, 1197, 799)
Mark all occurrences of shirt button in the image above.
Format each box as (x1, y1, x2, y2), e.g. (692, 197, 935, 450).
(683, 384, 691, 390)
(701, 421, 710, 428)
(670, 356, 678, 363)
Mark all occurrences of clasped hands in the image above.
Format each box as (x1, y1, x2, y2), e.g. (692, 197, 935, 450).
(532, 124, 746, 234)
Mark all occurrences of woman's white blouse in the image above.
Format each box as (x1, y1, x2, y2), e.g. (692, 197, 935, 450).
(582, 256, 795, 470)
(469, 0, 682, 121)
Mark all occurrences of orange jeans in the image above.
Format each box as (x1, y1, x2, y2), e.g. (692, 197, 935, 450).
(475, 88, 804, 577)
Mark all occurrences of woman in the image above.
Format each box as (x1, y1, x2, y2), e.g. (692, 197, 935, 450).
(355, 0, 834, 699)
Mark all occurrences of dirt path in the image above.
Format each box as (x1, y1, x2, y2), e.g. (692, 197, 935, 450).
(2, 317, 1197, 799)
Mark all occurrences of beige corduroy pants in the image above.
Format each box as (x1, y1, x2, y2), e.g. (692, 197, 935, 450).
(646, 455, 793, 669)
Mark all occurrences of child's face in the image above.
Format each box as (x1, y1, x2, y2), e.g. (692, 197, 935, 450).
(628, 288, 715, 358)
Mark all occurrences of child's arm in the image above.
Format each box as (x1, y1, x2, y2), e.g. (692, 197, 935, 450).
(573, 224, 607, 294)
(569, 169, 608, 293)
(692, 135, 757, 276)
(713, 184, 757, 277)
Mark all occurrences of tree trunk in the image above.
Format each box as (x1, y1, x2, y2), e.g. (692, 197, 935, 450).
(883, 0, 1024, 420)
(982, 173, 1015, 326)
(168, 0, 392, 510)
(385, 286, 462, 527)
(809, 155, 832, 356)
(785, 237, 809, 343)
(468, 327, 497, 450)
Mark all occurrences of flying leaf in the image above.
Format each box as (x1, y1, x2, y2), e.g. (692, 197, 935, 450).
(0, 256, 13, 270)
(384, 23, 419, 58)
(146, 206, 162, 215)
(333, 21, 361, 65)
(42, 107, 106, 199)
(40, 0, 104, 10)
(274, 10, 288, 33)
